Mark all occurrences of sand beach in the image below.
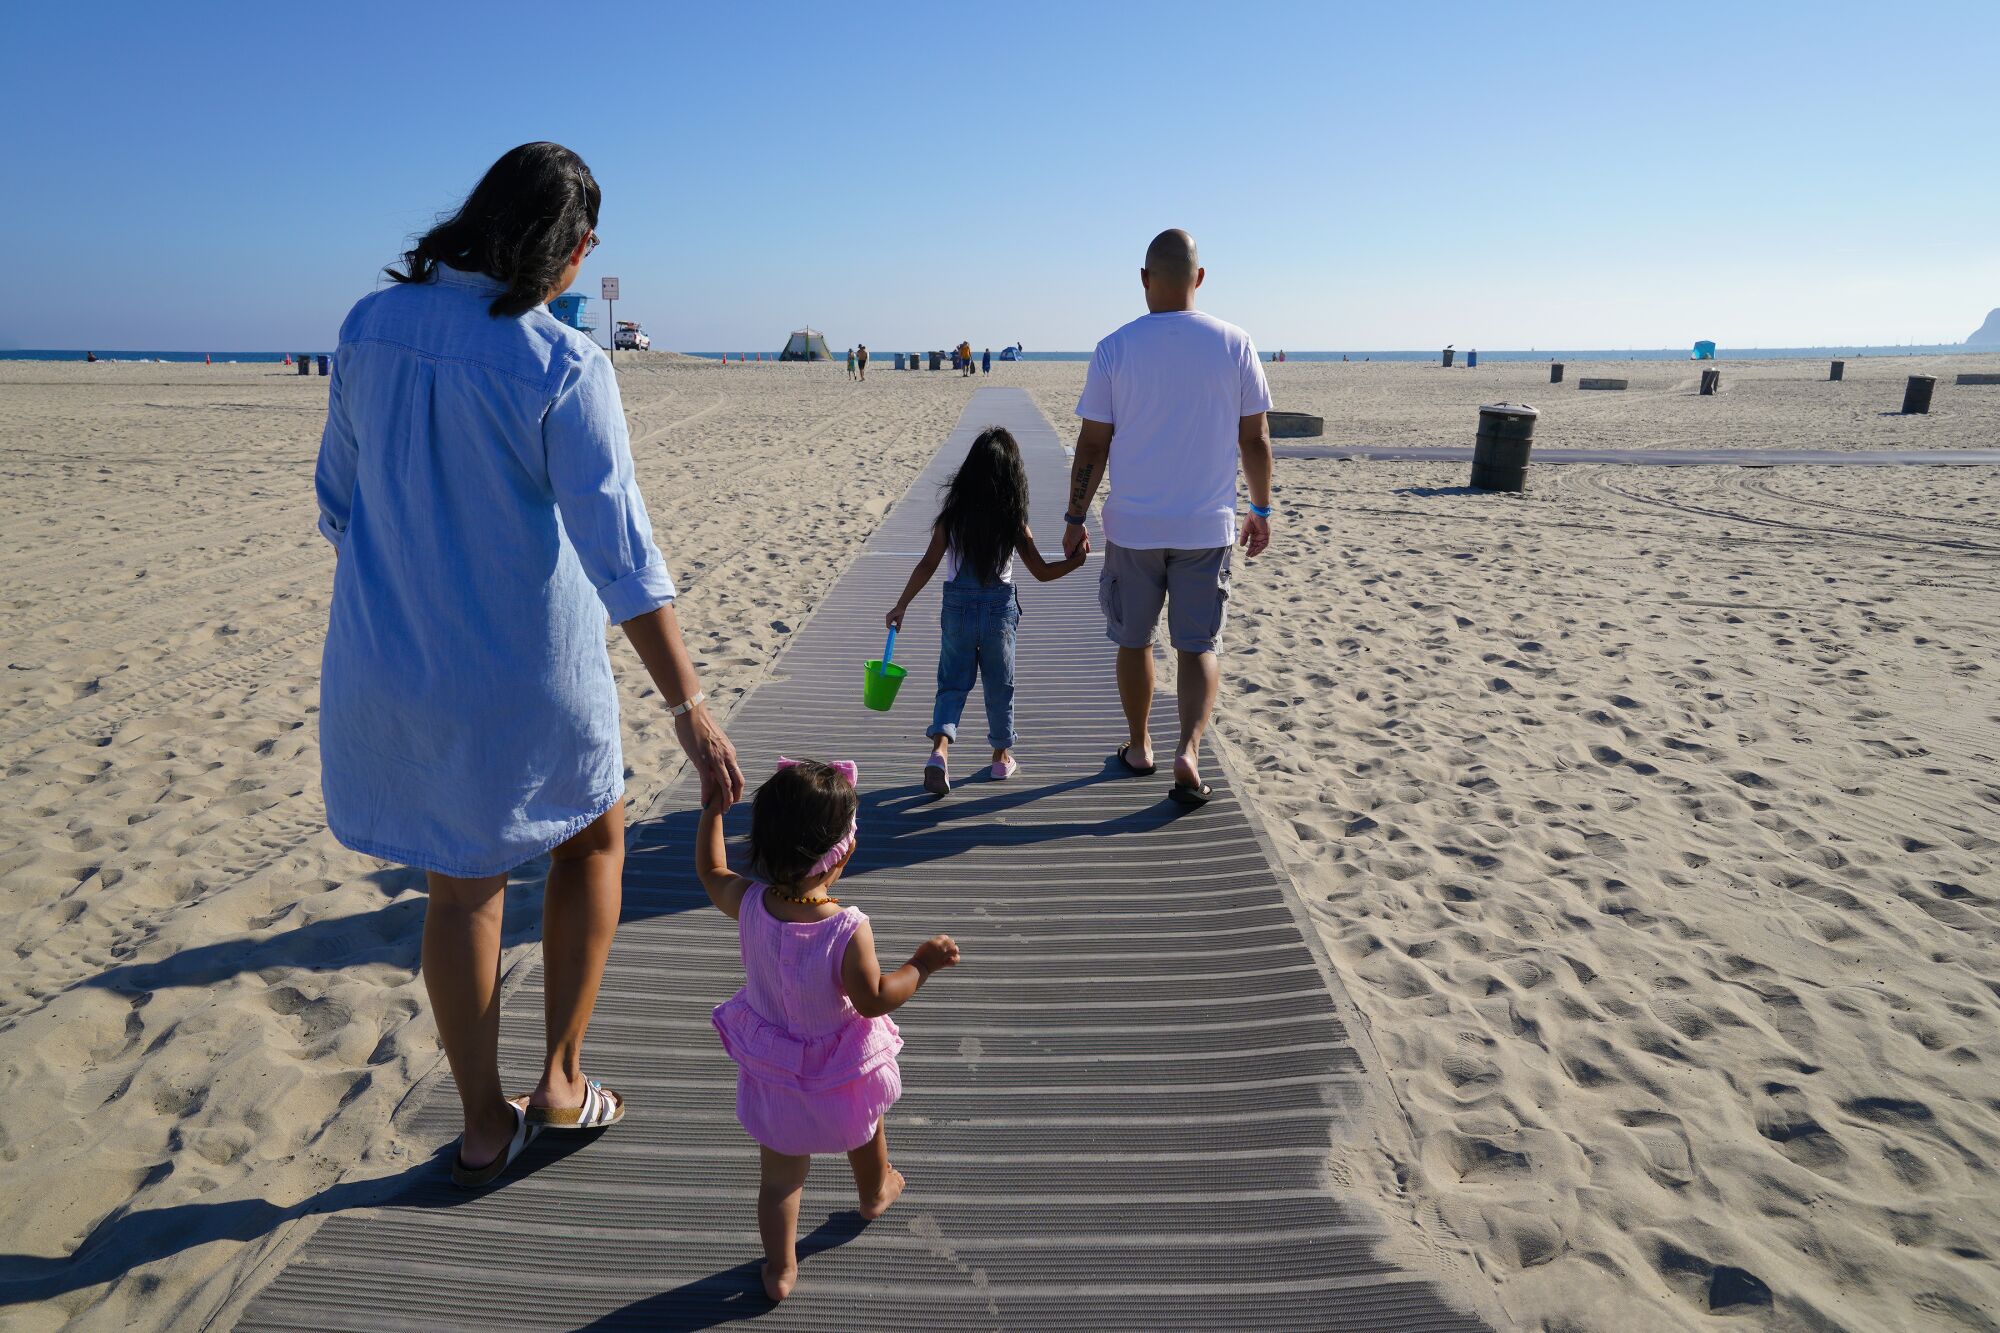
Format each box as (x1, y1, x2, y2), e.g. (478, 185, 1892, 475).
(3, 352, 1998, 1330)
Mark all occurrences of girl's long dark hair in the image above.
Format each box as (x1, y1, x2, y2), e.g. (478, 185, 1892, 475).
(387, 142, 601, 318)
(935, 427, 1029, 586)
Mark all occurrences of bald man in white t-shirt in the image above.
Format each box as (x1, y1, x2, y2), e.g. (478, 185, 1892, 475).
(1061, 229, 1275, 807)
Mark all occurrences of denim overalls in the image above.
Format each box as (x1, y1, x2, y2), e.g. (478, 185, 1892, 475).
(927, 554, 1020, 750)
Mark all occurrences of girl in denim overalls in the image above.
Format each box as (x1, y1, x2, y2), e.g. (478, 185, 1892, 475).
(885, 426, 1086, 796)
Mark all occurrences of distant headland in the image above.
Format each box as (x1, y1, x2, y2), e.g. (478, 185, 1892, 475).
(1970, 308, 2000, 344)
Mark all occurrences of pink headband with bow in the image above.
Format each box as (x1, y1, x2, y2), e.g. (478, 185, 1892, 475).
(776, 757, 859, 878)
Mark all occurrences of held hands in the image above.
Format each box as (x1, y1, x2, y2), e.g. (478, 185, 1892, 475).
(675, 703, 746, 810)
(912, 934, 962, 977)
(1061, 522, 1091, 561)
(1239, 511, 1271, 558)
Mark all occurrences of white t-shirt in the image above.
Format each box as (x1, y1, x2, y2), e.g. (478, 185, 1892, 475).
(1074, 310, 1271, 550)
(944, 543, 1013, 585)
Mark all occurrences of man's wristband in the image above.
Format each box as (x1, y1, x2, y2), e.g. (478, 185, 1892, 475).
(1248, 501, 1273, 519)
(1063, 512, 1087, 526)
(667, 690, 706, 719)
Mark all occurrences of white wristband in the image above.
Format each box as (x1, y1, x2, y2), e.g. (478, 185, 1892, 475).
(667, 690, 706, 719)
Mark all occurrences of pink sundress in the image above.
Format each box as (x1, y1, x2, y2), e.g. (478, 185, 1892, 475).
(711, 886, 903, 1155)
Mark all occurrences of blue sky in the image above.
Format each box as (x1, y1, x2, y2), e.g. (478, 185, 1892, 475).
(2, 1, 1995, 352)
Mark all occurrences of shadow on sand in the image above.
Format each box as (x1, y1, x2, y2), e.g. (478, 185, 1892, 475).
(0, 1133, 599, 1308)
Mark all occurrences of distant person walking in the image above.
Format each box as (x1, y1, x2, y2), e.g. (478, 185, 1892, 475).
(1062, 228, 1274, 806)
(981, 347, 991, 374)
(315, 142, 744, 1188)
(847, 346, 857, 380)
(857, 343, 869, 382)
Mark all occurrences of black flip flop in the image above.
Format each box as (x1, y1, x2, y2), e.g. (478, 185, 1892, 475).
(1115, 743, 1157, 777)
(1167, 781, 1214, 808)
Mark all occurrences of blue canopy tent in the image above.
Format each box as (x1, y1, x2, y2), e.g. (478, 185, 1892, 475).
(1692, 340, 1717, 360)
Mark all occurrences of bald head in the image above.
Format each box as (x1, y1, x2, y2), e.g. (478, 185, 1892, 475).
(1144, 229, 1199, 283)
(1140, 229, 1203, 312)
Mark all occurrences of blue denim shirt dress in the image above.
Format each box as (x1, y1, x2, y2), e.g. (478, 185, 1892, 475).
(314, 265, 676, 877)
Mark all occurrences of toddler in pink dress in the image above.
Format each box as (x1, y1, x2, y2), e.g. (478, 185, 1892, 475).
(696, 757, 961, 1302)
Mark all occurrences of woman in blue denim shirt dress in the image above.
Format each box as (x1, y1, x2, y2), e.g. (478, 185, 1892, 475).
(315, 144, 744, 1186)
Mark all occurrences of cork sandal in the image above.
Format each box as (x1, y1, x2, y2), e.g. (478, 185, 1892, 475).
(525, 1078, 627, 1132)
(450, 1099, 539, 1189)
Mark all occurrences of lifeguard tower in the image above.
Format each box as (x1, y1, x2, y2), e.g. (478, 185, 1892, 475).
(548, 293, 596, 335)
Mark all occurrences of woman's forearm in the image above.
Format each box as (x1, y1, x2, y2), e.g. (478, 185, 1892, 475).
(622, 602, 745, 806)
(620, 603, 704, 706)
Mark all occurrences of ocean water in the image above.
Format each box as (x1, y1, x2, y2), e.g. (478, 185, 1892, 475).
(0, 350, 297, 363)
(681, 344, 1991, 364)
(4, 343, 1988, 365)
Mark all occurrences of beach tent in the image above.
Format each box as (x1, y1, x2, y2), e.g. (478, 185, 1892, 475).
(1692, 340, 1717, 360)
(779, 327, 833, 361)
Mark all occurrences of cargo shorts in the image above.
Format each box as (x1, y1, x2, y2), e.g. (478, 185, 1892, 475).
(1098, 543, 1232, 655)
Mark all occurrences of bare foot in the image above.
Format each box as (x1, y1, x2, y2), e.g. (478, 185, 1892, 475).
(858, 1166, 906, 1220)
(1173, 751, 1202, 790)
(762, 1258, 796, 1302)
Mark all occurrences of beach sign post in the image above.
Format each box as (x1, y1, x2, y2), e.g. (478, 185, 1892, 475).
(601, 276, 620, 364)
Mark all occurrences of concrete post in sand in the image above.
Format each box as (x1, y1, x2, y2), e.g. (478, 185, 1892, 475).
(1902, 375, 1937, 414)
(1470, 402, 1538, 493)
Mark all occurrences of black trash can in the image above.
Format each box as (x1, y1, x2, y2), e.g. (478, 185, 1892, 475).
(1549, 362, 1564, 384)
(929, 351, 941, 371)
(296, 355, 311, 376)
(1470, 403, 1538, 492)
(1441, 347, 1456, 368)
(1699, 368, 1720, 396)
(316, 353, 330, 377)
(1902, 375, 1937, 414)
(1829, 359, 1844, 382)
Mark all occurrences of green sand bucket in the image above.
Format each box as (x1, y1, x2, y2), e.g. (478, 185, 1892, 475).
(864, 627, 907, 712)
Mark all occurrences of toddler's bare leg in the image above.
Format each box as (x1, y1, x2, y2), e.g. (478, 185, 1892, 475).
(758, 1147, 810, 1301)
(848, 1121, 906, 1221)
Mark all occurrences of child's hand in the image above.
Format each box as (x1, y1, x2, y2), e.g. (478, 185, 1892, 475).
(913, 934, 961, 976)
(885, 605, 905, 630)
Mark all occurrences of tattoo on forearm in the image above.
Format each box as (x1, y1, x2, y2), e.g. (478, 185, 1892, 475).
(1068, 454, 1093, 515)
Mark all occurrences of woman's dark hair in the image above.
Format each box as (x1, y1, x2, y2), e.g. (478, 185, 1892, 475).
(387, 142, 601, 318)
(935, 426, 1029, 586)
(748, 761, 859, 886)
